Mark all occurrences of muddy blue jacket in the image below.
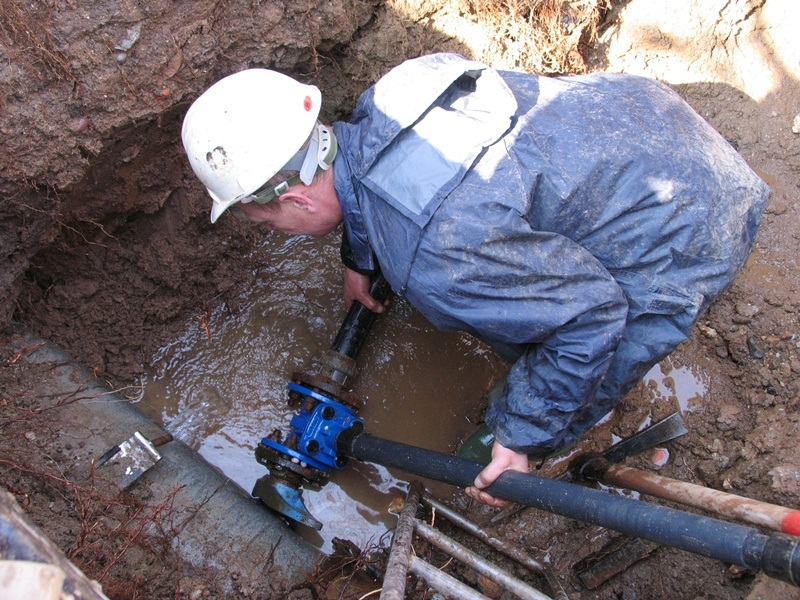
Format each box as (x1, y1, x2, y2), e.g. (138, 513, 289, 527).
(332, 53, 768, 454)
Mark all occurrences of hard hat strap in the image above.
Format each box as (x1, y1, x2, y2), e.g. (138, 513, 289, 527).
(247, 123, 338, 205)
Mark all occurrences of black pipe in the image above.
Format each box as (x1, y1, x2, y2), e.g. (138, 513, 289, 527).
(331, 273, 392, 360)
(346, 433, 800, 587)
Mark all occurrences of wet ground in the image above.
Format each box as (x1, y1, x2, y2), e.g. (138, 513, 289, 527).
(135, 230, 509, 553)
(2, 1, 800, 598)
(131, 226, 732, 597)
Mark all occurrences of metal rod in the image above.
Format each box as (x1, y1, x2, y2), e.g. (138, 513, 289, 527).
(381, 481, 423, 600)
(409, 555, 491, 600)
(348, 433, 800, 587)
(415, 519, 553, 600)
(423, 496, 569, 600)
(591, 460, 800, 536)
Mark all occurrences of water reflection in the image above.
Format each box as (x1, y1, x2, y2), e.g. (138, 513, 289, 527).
(644, 357, 708, 414)
(138, 231, 507, 553)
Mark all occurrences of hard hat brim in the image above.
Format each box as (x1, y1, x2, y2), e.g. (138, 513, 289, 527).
(209, 190, 237, 223)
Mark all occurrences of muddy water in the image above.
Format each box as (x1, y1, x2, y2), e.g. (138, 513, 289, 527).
(645, 357, 709, 416)
(137, 230, 508, 553)
(136, 229, 711, 554)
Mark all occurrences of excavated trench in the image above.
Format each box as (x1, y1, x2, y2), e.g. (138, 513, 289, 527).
(3, 1, 800, 598)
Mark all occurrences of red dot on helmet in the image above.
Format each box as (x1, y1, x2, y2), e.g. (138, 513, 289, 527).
(304, 96, 312, 111)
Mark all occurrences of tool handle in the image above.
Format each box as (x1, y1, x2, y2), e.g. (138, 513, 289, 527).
(600, 462, 800, 536)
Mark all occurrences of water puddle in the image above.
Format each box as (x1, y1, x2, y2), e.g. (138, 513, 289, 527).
(136, 231, 507, 553)
(643, 357, 708, 414)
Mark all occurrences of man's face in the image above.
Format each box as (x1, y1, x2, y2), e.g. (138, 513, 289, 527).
(235, 197, 340, 238)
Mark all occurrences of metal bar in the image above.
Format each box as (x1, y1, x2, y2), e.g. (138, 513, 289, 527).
(573, 536, 660, 589)
(423, 496, 568, 600)
(409, 555, 491, 600)
(380, 481, 423, 600)
(601, 413, 687, 464)
(415, 519, 552, 600)
(424, 496, 544, 571)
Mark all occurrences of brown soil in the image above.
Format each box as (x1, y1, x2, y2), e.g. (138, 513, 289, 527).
(1, 0, 799, 599)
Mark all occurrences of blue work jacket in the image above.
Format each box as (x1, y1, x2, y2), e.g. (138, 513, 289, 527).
(332, 53, 768, 454)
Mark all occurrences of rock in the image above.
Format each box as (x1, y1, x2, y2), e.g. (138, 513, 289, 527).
(747, 336, 765, 358)
(697, 324, 718, 338)
(716, 404, 741, 431)
(745, 571, 800, 600)
(734, 301, 760, 322)
(768, 464, 800, 495)
(477, 574, 503, 598)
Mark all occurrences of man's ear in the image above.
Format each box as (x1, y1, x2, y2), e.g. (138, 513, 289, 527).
(277, 189, 317, 213)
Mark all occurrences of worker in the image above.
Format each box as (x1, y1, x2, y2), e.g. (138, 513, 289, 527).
(181, 53, 768, 508)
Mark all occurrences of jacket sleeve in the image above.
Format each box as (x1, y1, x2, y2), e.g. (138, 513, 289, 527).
(406, 219, 630, 455)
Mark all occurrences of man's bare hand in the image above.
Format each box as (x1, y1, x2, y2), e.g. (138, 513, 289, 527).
(465, 439, 529, 508)
(343, 267, 386, 313)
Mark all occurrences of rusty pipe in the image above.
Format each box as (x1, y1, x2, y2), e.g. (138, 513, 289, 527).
(579, 457, 800, 536)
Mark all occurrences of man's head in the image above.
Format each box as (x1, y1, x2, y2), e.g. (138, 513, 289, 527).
(181, 68, 337, 224)
(234, 166, 342, 237)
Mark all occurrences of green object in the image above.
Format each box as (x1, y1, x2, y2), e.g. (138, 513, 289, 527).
(457, 376, 507, 462)
(457, 424, 495, 462)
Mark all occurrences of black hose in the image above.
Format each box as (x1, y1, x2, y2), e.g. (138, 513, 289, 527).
(347, 433, 800, 587)
(331, 273, 392, 360)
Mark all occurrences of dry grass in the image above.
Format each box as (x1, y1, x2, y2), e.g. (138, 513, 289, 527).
(464, 0, 611, 74)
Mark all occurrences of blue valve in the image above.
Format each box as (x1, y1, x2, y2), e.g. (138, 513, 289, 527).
(260, 382, 362, 473)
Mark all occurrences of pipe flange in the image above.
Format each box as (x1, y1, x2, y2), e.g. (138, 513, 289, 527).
(291, 370, 362, 409)
(311, 349, 358, 381)
(255, 443, 328, 487)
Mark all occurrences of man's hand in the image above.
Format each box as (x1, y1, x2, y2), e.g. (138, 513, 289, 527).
(343, 267, 386, 313)
(465, 439, 529, 508)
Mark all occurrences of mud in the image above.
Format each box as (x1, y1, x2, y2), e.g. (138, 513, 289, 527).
(134, 230, 507, 554)
(1, 0, 799, 599)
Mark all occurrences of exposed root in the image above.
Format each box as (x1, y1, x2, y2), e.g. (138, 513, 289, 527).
(0, 0, 76, 83)
(466, 0, 611, 73)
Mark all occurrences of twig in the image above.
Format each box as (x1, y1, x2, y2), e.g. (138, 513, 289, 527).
(2, 342, 45, 366)
(199, 308, 212, 341)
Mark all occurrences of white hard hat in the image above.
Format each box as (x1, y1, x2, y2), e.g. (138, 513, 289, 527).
(181, 68, 327, 223)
